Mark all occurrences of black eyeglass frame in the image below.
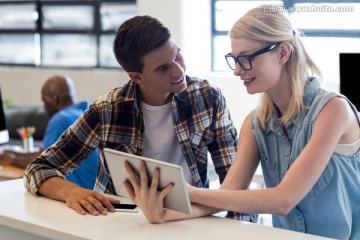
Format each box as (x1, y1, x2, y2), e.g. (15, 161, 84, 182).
(224, 43, 280, 71)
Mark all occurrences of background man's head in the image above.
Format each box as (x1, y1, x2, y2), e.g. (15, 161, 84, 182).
(113, 15, 171, 73)
(41, 75, 76, 117)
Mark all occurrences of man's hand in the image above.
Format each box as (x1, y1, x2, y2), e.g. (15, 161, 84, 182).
(65, 187, 121, 216)
(38, 177, 120, 216)
(123, 161, 173, 223)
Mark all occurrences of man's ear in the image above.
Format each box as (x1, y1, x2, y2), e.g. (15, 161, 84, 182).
(128, 72, 143, 85)
(52, 95, 61, 108)
(278, 42, 292, 64)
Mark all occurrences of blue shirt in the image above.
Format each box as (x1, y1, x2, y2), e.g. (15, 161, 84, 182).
(43, 101, 98, 189)
(251, 78, 360, 239)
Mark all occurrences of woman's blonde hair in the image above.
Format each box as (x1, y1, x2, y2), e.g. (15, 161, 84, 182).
(230, 6, 322, 128)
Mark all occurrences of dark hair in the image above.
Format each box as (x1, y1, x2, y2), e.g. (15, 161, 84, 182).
(113, 15, 171, 73)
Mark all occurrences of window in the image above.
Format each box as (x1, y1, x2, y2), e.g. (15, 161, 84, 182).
(212, 0, 360, 85)
(0, 0, 137, 69)
(212, 0, 282, 72)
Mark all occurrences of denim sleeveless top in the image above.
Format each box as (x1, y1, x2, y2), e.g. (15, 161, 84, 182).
(250, 78, 360, 239)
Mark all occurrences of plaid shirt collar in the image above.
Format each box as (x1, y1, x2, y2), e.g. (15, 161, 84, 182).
(119, 76, 192, 108)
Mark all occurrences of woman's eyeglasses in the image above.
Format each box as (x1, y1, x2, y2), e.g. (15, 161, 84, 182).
(224, 43, 280, 71)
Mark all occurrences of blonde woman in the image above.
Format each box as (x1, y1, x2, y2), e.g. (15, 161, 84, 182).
(124, 6, 360, 240)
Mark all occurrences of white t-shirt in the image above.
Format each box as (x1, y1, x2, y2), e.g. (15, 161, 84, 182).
(141, 101, 194, 185)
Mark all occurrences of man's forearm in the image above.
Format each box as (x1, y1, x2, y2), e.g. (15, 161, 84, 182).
(38, 177, 80, 201)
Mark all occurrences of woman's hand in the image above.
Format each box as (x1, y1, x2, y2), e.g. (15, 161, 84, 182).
(123, 161, 174, 223)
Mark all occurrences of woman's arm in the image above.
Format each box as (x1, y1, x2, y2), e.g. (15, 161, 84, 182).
(124, 97, 358, 222)
(190, 97, 358, 215)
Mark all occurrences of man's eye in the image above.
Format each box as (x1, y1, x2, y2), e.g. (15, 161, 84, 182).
(157, 65, 168, 72)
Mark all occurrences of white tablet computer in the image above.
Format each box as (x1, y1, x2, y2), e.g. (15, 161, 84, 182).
(103, 148, 192, 214)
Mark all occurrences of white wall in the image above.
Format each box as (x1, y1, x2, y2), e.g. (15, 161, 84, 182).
(0, 66, 128, 105)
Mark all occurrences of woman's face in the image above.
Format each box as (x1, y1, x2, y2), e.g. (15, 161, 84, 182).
(229, 38, 286, 96)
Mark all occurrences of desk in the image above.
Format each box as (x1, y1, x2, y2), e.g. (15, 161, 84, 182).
(0, 165, 24, 180)
(0, 180, 334, 240)
(0, 144, 39, 181)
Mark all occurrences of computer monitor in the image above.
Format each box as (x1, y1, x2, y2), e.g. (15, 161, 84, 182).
(339, 53, 360, 111)
(0, 86, 9, 144)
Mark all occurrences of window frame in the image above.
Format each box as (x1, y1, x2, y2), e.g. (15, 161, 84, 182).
(0, 0, 136, 69)
(211, 0, 360, 71)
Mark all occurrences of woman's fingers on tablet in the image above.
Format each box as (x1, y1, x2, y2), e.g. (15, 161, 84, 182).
(124, 161, 140, 189)
(159, 183, 174, 200)
(123, 180, 136, 201)
(138, 161, 149, 191)
(124, 160, 167, 217)
(150, 167, 160, 192)
(151, 168, 173, 199)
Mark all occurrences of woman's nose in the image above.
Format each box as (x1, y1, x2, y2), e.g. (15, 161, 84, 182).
(233, 63, 245, 76)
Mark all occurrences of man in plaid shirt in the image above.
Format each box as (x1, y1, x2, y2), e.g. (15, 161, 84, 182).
(24, 15, 255, 223)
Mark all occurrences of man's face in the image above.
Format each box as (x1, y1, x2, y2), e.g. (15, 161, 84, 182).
(131, 39, 187, 106)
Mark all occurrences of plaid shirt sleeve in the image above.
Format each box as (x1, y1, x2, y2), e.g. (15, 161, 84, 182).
(207, 85, 237, 184)
(24, 105, 101, 195)
(225, 211, 259, 223)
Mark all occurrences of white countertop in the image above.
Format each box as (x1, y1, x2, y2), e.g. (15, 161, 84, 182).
(0, 179, 333, 240)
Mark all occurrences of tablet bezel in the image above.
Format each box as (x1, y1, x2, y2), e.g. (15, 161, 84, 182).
(103, 148, 192, 214)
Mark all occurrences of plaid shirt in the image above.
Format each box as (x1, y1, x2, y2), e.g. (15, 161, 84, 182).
(24, 76, 256, 222)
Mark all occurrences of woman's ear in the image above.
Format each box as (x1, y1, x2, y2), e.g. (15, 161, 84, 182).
(278, 42, 292, 64)
(128, 72, 143, 85)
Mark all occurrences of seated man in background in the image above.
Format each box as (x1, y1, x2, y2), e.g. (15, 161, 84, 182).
(1, 75, 98, 189)
(40, 75, 99, 189)
(24, 15, 255, 222)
